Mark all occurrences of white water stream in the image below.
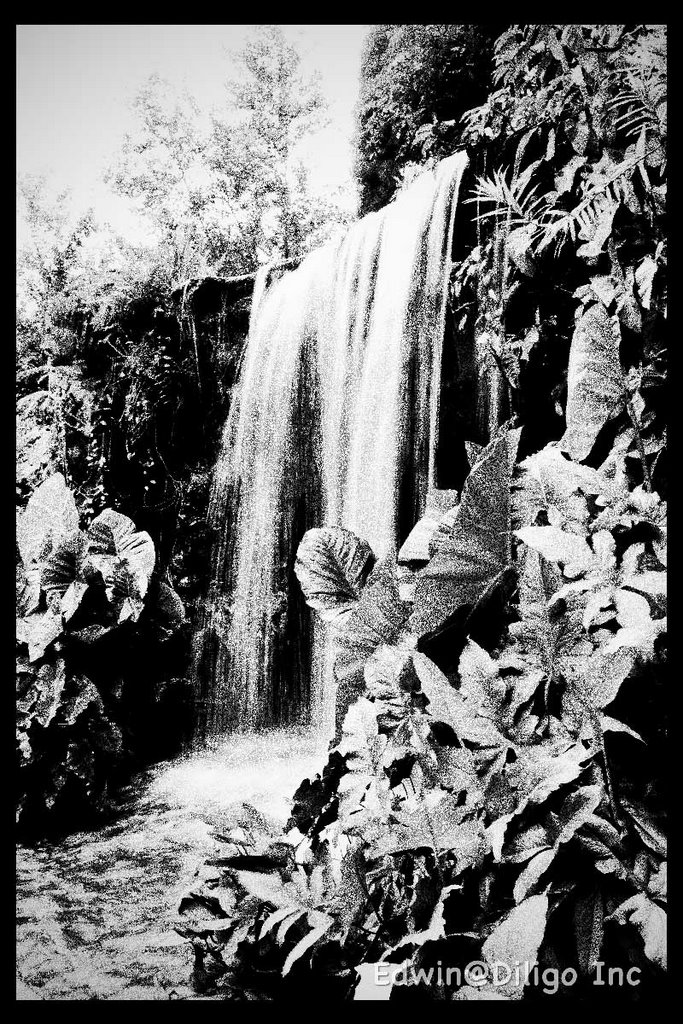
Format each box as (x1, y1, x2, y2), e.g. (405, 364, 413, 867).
(197, 153, 468, 735)
(17, 729, 329, 1000)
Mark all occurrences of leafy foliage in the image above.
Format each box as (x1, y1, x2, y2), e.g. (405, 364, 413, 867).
(459, 25, 666, 494)
(17, 21, 666, 999)
(409, 427, 519, 637)
(180, 422, 666, 999)
(16, 475, 188, 836)
(354, 25, 501, 214)
(559, 303, 627, 460)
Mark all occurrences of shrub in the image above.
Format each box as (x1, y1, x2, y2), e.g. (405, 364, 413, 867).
(178, 424, 666, 999)
(16, 474, 189, 836)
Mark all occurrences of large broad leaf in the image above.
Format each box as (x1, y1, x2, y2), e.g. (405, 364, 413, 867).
(559, 304, 627, 462)
(16, 473, 79, 568)
(412, 651, 507, 748)
(511, 784, 604, 902)
(397, 489, 459, 563)
(41, 531, 88, 597)
(87, 509, 155, 600)
(364, 644, 415, 700)
(513, 444, 608, 531)
(551, 785, 603, 847)
(337, 696, 379, 759)
(334, 559, 411, 691)
(106, 563, 146, 624)
(327, 842, 368, 936)
(363, 644, 415, 729)
(513, 848, 556, 903)
(43, 511, 162, 626)
(488, 742, 591, 859)
(477, 895, 549, 999)
(17, 608, 64, 663)
(398, 509, 450, 565)
(295, 527, 375, 626)
(458, 639, 507, 722)
(510, 548, 586, 681)
(509, 743, 590, 810)
(19, 486, 156, 631)
(604, 591, 664, 657)
(60, 581, 89, 624)
(368, 790, 487, 864)
(515, 526, 593, 578)
(17, 475, 80, 617)
(16, 561, 40, 617)
(31, 659, 67, 728)
(410, 428, 520, 638)
(608, 893, 666, 969)
(621, 800, 667, 858)
(561, 649, 635, 725)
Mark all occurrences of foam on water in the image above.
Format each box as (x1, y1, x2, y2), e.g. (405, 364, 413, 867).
(149, 727, 329, 821)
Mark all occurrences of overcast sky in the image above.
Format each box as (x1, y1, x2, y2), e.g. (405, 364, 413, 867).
(16, 24, 370, 242)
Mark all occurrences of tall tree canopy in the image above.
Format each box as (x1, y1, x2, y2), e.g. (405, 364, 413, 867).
(104, 26, 340, 281)
(354, 24, 502, 214)
(217, 24, 334, 261)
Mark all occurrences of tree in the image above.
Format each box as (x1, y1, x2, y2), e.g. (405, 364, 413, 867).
(217, 25, 331, 262)
(17, 175, 98, 371)
(105, 75, 220, 283)
(354, 24, 503, 214)
(106, 29, 345, 279)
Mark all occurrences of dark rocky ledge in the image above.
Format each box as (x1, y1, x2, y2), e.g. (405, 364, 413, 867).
(172, 259, 301, 317)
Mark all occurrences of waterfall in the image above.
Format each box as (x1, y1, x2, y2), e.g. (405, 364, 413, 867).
(194, 152, 468, 739)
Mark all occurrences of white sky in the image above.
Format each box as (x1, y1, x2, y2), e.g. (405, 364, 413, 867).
(16, 24, 370, 243)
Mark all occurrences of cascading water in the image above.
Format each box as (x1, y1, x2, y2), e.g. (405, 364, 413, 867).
(194, 152, 468, 739)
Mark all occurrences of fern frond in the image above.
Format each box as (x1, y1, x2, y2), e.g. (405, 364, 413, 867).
(536, 144, 660, 250)
(467, 162, 551, 230)
(608, 93, 662, 139)
(607, 61, 667, 140)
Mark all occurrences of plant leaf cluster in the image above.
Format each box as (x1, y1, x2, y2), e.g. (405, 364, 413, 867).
(179, 423, 666, 1000)
(16, 474, 187, 835)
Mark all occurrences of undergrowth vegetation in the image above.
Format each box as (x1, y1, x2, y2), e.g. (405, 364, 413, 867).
(178, 423, 666, 1000)
(16, 475, 189, 837)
